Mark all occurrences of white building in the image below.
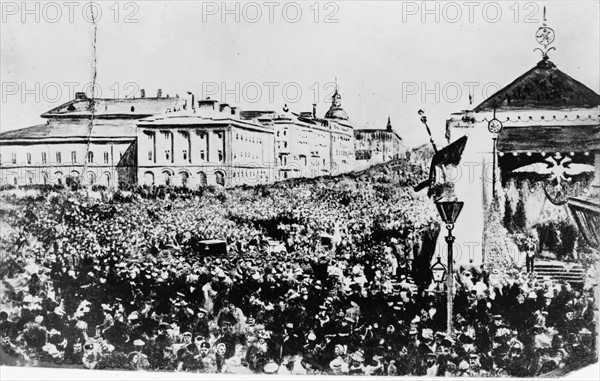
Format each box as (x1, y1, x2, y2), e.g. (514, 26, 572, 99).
(0, 91, 182, 187)
(129, 98, 276, 187)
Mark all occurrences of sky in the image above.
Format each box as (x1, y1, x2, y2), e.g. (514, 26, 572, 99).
(1, 0, 599, 147)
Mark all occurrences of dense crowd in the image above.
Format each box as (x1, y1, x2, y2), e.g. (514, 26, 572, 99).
(0, 161, 597, 375)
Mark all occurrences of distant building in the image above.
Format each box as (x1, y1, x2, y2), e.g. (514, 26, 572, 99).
(271, 89, 355, 180)
(354, 116, 406, 170)
(1, 86, 403, 189)
(0, 91, 182, 187)
(129, 98, 276, 187)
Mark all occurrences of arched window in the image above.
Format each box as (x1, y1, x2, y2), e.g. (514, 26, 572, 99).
(215, 171, 225, 186)
(143, 171, 155, 186)
(87, 151, 94, 163)
(42, 172, 49, 185)
(54, 172, 63, 185)
(197, 171, 207, 187)
(163, 170, 173, 186)
(179, 171, 190, 187)
(87, 172, 96, 185)
(104, 172, 111, 187)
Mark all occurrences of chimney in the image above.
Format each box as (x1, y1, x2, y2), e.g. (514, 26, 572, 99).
(157, 89, 162, 98)
(75, 92, 87, 100)
(312, 104, 317, 119)
(140, 89, 146, 98)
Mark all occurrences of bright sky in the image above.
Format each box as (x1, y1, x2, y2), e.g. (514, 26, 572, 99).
(1, 0, 599, 147)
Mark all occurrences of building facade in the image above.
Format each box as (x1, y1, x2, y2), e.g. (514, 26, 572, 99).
(442, 51, 599, 266)
(0, 91, 183, 187)
(131, 99, 276, 188)
(1, 87, 405, 188)
(354, 117, 407, 170)
(271, 89, 355, 180)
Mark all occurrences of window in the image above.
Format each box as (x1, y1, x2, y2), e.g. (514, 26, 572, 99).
(183, 150, 188, 161)
(41, 152, 47, 164)
(11, 153, 16, 164)
(71, 151, 77, 163)
(26, 153, 31, 164)
(165, 150, 171, 161)
(200, 150, 205, 160)
(148, 150, 153, 161)
(87, 151, 94, 163)
(215, 171, 225, 186)
(56, 152, 62, 164)
(104, 152, 109, 164)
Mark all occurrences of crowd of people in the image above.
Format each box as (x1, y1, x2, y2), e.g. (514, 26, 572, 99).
(0, 160, 597, 375)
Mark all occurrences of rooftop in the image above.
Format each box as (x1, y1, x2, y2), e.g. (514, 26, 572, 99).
(0, 119, 136, 142)
(41, 95, 184, 119)
(473, 58, 600, 112)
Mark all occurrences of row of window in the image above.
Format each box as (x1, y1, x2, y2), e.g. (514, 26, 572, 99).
(3, 151, 112, 165)
(147, 149, 223, 162)
(5, 171, 111, 186)
(236, 133, 263, 144)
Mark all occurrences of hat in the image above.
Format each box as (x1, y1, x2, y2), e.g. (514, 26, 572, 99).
(200, 342, 210, 349)
(441, 338, 455, 347)
(351, 349, 364, 362)
(133, 339, 145, 346)
(422, 328, 433, 340)
(84, 343, 94, 350)
(459, 334, 474, 344)
(263, 361, 279, 374)
(182, 331, 192, 337)
(458, 360, 470, 371)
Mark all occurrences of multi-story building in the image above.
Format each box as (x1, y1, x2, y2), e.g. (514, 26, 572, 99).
(126, 98, 276, 187)
(1, 86, 403, 188)
(0, 90, 182, 187)
(271, 89, 355, 180)
(354, 116, 406, 170)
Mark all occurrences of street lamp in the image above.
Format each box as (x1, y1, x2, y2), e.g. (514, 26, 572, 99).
(435, 200, 464, 336)
(430, 256, 447, 292)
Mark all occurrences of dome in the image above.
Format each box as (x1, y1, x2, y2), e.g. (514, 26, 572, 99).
(324, 89, 349, 120)
(325, 107, 349, 120)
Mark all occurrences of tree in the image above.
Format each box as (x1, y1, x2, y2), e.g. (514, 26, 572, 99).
(503, 198, 513, 232)
(513, 199, 527, 232)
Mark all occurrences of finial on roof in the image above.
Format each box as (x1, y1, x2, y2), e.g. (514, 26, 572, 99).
(386, 116, 392, 131)
(534, 6, 556, 60)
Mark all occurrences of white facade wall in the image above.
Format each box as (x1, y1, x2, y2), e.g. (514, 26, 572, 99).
(0, 141, 130, 187)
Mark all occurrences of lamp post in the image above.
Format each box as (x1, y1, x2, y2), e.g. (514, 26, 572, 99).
(435, 200, 464, 336)
(430, 256, 447, 292)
